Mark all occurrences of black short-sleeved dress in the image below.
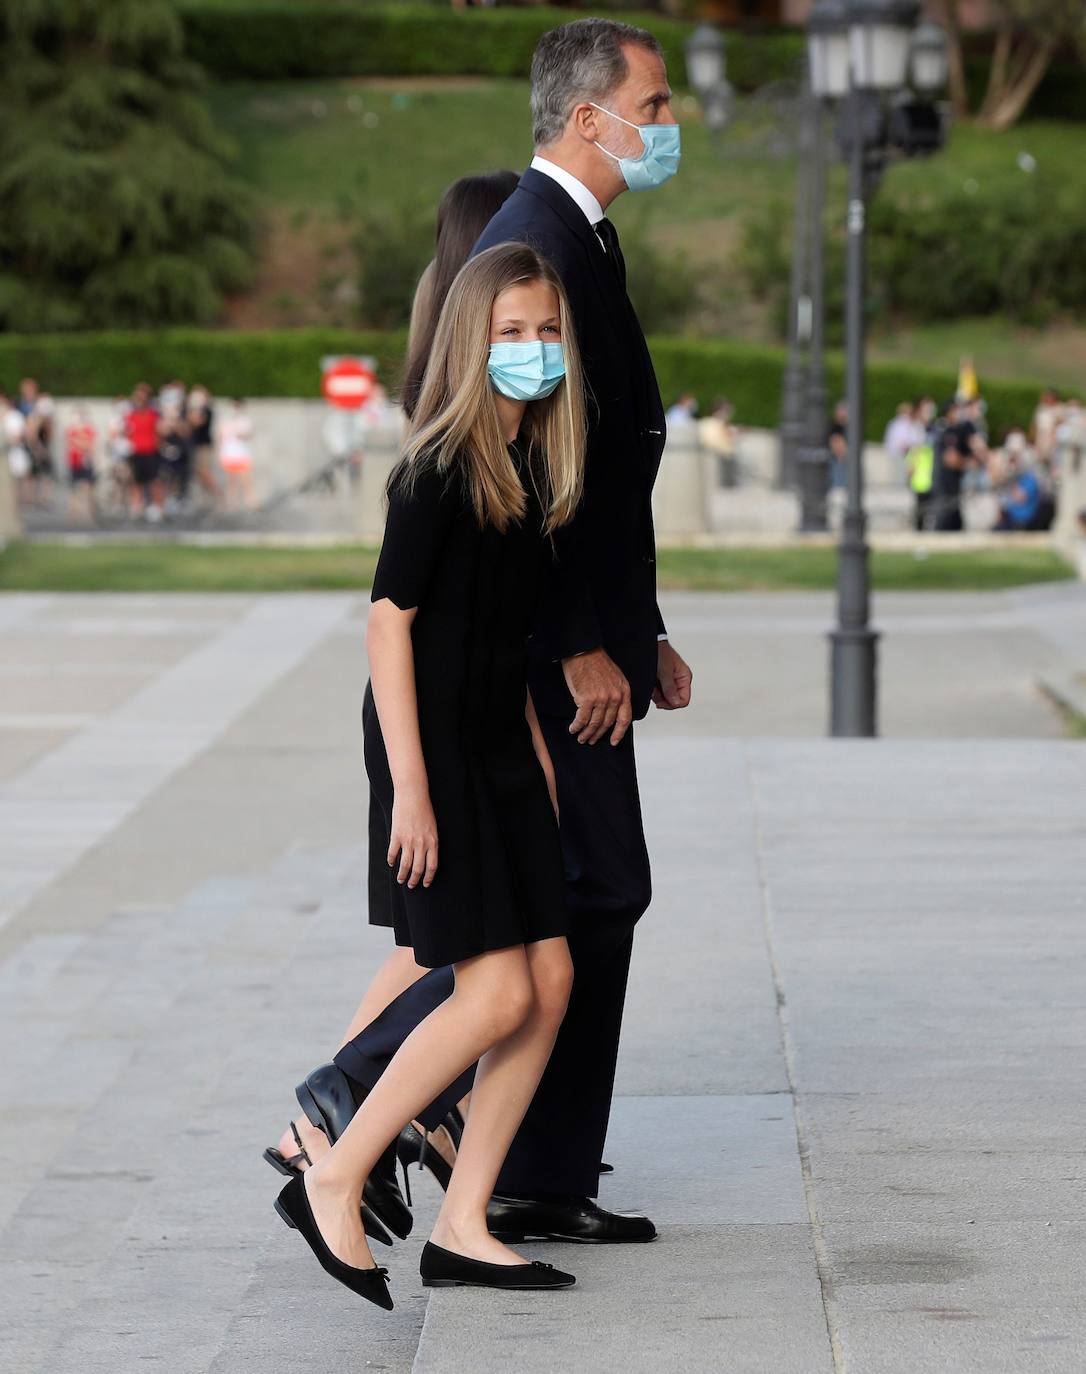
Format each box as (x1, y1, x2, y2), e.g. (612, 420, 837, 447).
(363, 440, 567, 969)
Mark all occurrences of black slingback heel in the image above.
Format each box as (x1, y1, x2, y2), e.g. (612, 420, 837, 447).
(396, 1122, 453, 1198)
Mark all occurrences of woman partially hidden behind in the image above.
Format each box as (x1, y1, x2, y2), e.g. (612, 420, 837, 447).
(274, 242, 588, 1306)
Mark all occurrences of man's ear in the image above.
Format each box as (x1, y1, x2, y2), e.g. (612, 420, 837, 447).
(570, 102, 599, 144)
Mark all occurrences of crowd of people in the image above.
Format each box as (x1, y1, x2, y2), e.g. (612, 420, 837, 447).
(0, 377, 256, 522)
(882, 388, 1084, 534)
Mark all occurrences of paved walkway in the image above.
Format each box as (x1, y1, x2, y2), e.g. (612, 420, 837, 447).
(3, 588, 1085, 1372)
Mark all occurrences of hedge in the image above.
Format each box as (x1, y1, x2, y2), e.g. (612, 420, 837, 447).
(178, 3, 804, 89)
(0, 328, 1043, 440)
(178, 4, 1084, 122)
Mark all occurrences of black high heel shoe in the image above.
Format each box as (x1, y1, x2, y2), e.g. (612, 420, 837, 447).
(263, 1120, 312, 1177)
(396, 1122, 453, 1201)
(275, 1175, 394, 1310)
(420, 1241, 574, 1291)
(295, 1063, 413, 1241)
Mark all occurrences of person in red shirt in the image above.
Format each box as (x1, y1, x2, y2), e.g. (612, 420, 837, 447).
(65, 408, 98, 523)
(124, 383, 163, 520)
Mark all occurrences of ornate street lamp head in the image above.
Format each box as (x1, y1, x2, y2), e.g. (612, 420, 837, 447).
(807, 0, 851, 100)
(910, 21, 950, 93)
(846, 0, 920, 93)
(684, 23, 726, 97)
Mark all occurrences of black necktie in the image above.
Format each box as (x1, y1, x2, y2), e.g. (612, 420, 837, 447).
(595, 217, 627, 290)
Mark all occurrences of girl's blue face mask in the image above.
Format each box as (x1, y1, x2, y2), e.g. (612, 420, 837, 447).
(590, 103, 681, 193)
(487, 340, 566, 402)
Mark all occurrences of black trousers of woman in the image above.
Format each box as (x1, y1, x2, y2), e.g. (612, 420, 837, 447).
(335, 716, 652, 1199)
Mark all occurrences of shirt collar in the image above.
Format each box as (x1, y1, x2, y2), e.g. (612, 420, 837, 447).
(529, 156, 605, 228)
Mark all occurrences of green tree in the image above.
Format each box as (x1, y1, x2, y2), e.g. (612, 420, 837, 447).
(0, 0, 255, 331)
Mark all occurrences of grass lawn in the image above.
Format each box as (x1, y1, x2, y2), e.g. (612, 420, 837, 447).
(208, 76, 1086, 382)
(0, 542, 1072, 594)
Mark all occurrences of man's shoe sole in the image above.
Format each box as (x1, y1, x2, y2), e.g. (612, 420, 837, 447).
(490, 1230, 657, 1244)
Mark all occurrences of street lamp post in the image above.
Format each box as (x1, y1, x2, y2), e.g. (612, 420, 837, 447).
(778, 96, 813, 492)
(796, 0, 850, 532)
(828, 0, 946, 737)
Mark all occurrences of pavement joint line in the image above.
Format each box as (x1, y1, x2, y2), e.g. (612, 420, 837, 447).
(744, 741, 845, 1374)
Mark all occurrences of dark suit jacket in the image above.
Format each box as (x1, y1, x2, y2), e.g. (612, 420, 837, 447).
(471, 166, 667, 721)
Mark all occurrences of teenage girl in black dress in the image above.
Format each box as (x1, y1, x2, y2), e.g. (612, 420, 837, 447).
(275, 242, 588, 1304)
(269, 173, 518, 1183)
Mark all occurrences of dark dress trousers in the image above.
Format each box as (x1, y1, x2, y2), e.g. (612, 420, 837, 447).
(336, 167, 664, 1197)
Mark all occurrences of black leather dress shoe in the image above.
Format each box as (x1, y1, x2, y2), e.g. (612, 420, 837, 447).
(486, 1193, 657, 1244)
(296, 1063, 413, 1241)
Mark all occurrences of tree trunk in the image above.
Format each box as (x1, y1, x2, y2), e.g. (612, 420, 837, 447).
(976, 27, 1012, 122)
(939, 0, 969, 116)
(976, 38, 1055, 131)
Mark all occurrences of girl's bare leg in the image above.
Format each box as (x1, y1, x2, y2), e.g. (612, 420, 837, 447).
(303, 947, 536, 1271)
(429, 937, 572, 1265)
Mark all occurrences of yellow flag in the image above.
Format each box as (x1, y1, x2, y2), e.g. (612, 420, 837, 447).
(957, 356, 978, 401)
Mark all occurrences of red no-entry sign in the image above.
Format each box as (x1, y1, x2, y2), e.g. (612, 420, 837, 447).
(322, 356, 377, 410)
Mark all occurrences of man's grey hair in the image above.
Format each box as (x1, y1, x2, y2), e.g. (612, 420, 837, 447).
(530, 18, 663, 149)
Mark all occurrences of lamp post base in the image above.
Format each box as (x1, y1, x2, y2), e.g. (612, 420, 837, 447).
(829, 627, 879, 737)
(796, 444, 830, 532)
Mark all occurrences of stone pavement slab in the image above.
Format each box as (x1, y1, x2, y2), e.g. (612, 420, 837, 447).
(2, 591, 1086, 1372)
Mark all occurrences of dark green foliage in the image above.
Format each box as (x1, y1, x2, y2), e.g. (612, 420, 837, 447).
(177, 4, 799, 89)
(352, 206, 434, 331)
(0, 327, 1042, 439)
(178, 5, 1082, 125)
(624, 225, 701, 335)
(868, 167, 1086, 324)
(738, 152, 1086, 335)
(648, 335, 1041, 440)
(0, 0, 256, 331)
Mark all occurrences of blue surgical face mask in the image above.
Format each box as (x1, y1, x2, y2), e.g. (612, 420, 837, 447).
(590, 103, 681, 192)
(487, 340, 566, 402)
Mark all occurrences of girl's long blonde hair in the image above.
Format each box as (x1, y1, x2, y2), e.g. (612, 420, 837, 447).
(399, 242, 587, 533)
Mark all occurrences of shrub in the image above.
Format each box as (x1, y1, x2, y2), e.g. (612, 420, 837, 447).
(179, 5, 1082, 124)
(868, 167, 1086, 324)
(177, 4, 799, 88)
(737, 155, 1086, 335)
(0, 327, 1043, 440)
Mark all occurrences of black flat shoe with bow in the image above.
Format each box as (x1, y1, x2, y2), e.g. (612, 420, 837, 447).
(275, 1174, 394, 1310)
(295, 1063, 413, 1241)
(420, 1241, 574, 1290)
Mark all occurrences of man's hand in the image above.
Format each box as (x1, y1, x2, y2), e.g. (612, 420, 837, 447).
(562, 648, 633, 746)
(652, 640, 692, 711)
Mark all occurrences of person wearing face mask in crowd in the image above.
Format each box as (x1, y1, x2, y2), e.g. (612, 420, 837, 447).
(287, 18, 692, 1253)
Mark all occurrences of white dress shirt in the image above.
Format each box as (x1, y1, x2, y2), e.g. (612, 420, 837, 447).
(529, 156, 610, 252)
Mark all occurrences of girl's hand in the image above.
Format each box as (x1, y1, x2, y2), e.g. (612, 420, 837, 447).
(388, 786, 439, 888)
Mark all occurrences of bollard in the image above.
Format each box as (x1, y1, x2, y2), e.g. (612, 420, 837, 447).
(355, 425, 403, 543)
(652, 423, 713, 541)
(0, 449, 21, 543)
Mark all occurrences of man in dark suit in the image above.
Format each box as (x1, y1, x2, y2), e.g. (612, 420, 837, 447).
(323, 17, 693, 1243)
